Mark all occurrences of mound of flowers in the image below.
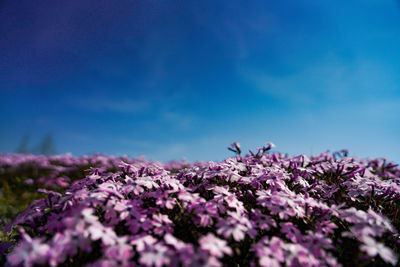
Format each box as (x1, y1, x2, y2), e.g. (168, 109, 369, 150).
(0, 153, 199, 230)
(1, 143, 399, 266)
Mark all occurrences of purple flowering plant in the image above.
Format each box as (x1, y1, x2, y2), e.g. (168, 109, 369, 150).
(0, 143, 399, 266)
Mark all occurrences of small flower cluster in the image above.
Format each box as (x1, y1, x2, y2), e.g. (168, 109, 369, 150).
(1, 143, 399, 266)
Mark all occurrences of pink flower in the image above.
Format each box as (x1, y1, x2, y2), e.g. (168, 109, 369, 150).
(199, 233, 232, 258)
(136, 177, 160, 190)
(252, 237, 285, 266)
(191, 251, 222, 267)
(259, 255, 280, 267)
(228, 142, 241, 155)
(155, 192, 176, 209)
(7, 229, 50, 267)
(164, 234, 195, 266)
(216, 211, 256, 241)
(130, 234, 158, 252)
(152, 213, 174, 235)
(198, 213, 213, 227)
(88, 225, 117, 246)
(139, 243, 171, 267)
(360, 236, 398, 265)
(251, 209, 277, 231)
(283, 243, 320, 267)
(216, 218, 247, 241)
(126, 213, 153, 233)
(164, 233, 186, 250)
(105, 236, 134, 262)
(211, 185, 232, 197)
(280, 222, 302, 243)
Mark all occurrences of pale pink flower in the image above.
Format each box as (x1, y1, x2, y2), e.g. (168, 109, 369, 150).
(360, 236, 398, 265)
(139, 243, 171, 267)
(199, 233, 232, 258)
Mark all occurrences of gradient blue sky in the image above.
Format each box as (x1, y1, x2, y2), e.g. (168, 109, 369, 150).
(1, 0, 400, 162)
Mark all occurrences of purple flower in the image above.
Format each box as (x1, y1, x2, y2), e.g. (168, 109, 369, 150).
(164, 234, 195, 266)
(104, 236, 134, 262)
(139, 243, 171, 267)
(48, 231, 77, 266)
(360, 236, 398, 265)
(7, 229, 50, 267)
(24, 178, 34, 185)
(88, 225, 117, 246)
(152, 213, 174, 235)
(280, 222, 302, 243)
(228, 142, 241, 155)
(216, 211, 256, 241)
(130, 234, 158, 252)
(154, 191, 176, 209)
(164, 233, 187, 250)
(210, 185, 232, 197)
(126, 213, 153, 234)
(191, 251, 222, 267)
(253, 236, 287, 267)
(3, 144, 400, 266)
(38, 188, 62, 197)
(136, 177, 160, 190)
(199, 233, 232, 258)
(195, 213, 213, 227)
(284, 243, 320, 267)
(250, 209, 277, 231)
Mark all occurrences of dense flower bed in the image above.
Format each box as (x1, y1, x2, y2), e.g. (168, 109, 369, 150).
(0, 153, 198, 230)
(0, 153, 195, 189)
(1, 143, 399, 266)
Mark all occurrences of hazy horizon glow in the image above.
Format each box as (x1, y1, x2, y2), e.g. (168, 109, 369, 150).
(1, 0, 399, 163)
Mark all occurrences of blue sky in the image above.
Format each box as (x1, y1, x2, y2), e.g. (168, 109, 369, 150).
(1, 0, 400, 163)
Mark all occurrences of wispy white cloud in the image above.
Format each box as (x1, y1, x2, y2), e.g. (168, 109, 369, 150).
(239, 55, 400, 105)
(191, 3, 277, 61)
(97, 99, 149, 113)
(117, 138, 154, 149)
(72, 96, 150, 114)
(71, 90, 197, 133)
(160, 110, 194, 130)
(147, 143, 189, 161)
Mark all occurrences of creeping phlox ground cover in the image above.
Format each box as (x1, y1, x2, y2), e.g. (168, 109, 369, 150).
(0, 153, 191, 229)
(0, 143, 399, 267)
